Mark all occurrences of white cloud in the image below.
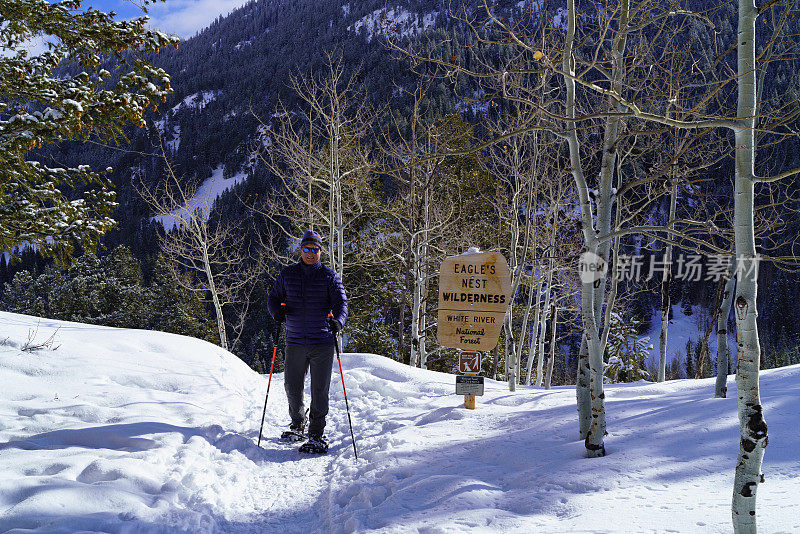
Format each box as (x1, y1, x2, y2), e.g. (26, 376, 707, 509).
(144, 0, 251, 39)
(1, 35, 56, 59)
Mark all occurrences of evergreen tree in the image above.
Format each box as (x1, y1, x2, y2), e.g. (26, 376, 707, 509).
(0, 247, 216, 343)
(684, 340, 695, 379)
(604, 312, 652, 383)
(101, 245, 152, 327)
(0, 0, 178, 261)
(149, 254, 217, 343)
(0, 270, 38, 314)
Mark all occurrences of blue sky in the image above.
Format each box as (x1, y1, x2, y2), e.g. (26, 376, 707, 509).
(12, 0, 244, 57)
(75, 0, 251, 39)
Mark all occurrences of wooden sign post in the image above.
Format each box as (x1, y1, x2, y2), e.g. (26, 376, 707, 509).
(438, 249, 511, 409)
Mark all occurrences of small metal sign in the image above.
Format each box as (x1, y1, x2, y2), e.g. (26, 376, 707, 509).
(456, 375, 485, 396)
(459, 351, 481, 374)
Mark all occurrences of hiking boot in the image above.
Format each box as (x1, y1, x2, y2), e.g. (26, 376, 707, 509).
(289, 419, 306, 433)
(299, 434, 328, 454)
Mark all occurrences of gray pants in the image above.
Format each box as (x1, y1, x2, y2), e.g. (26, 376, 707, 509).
(284, 344, 334, 437)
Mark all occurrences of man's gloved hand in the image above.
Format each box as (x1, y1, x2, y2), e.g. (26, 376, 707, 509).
(275, 303, 286, 323)
(327, 315, 342, 334)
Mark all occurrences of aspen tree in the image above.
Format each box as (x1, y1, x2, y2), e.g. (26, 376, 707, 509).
(389, 0, 797, 472)
(715, 262, 736, 398)
(377, 82, 481, 368)
(136, 162, 260, 352)
(253, 52, 374, 279)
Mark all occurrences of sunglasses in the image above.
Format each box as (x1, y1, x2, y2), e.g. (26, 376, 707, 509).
(302, 246, 320, 254)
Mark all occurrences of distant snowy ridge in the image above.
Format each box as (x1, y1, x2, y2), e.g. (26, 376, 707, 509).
(348, 7, 438, 42)
(152, 165, 248, 231)
(0, 311, 798, 532)
(153, 90, 220, 151)
(156, 91, 219, 128)
(180, 91, 219, 110)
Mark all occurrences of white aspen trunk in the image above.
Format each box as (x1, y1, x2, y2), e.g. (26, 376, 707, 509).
(536, 202, 560, 386)
(407, 110, 420, 369)
(564, 5, 591, 440)
(576, 335, 591, 439)
(418, 296, 427, 369)
(502, 139, 524, 390)
(731, 170, 766, 534)
(504, 301, 512, 381)
(535, 264, 555, 386)
(410, 236, 422, 368)
(564, 0, 605, 455)
(505, 313, 517, 391)
(334, 133, 345, 279)
(584, 0, 631, 458)
(516, 333, 523, 386)
(307, 110, 314, 229)
(202, 243, 228, 351)
(658, 182, 677, 382)
(581, 266, 606, 457)
(398, 298, 406, 363)
(599, 230, 621, 355)
(715, 263, 736, 398)
(545, 304, 558, 390)
(524, 274, 545, 385)
(534, 285, 549, 386)
(514, 279, 536, 385)
(503, 330, 509, 380)
(591, 0, 628, 336)
(418, 191, 430, 369)
(511, 150, 537, 387)
(492, 344, 499, 380)
(335, 190, 344, 278)
(731, 2, 767, 528)
(507, 292, 533, 382)
(525, 304, 540, 385)
(328, 145, 337, 273)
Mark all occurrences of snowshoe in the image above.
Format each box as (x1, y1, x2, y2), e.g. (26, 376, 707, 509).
(299, 435, 328, 454)
(281, 409, 309, 442)
(280, 429, 307, 442)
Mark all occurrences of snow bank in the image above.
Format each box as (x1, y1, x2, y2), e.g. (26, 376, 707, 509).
(0, 311, 797, 533)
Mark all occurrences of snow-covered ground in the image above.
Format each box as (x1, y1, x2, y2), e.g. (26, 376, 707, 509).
(153, 166, 248, 231)
(0, 311, 797, 533)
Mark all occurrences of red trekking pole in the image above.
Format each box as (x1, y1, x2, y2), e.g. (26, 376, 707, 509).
(257, 304, 284, 448)
(330, 314, 358, 460)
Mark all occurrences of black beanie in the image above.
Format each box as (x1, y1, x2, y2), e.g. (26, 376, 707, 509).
(300, 230, 323, 250)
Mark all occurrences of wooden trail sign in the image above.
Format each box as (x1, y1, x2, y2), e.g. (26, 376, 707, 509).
(437, 250, 512, 351)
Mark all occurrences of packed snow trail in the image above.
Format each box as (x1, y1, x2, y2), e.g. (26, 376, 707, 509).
(0, 311, 798, 533)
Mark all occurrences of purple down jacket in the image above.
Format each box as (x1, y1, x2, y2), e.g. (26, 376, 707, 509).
(267, 261, 348, 346)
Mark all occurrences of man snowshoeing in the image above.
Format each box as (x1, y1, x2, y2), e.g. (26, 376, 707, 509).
(267, 230, 348, 454)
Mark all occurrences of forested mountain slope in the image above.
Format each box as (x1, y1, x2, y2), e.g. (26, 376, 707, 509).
(4, 0, 799, 375)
